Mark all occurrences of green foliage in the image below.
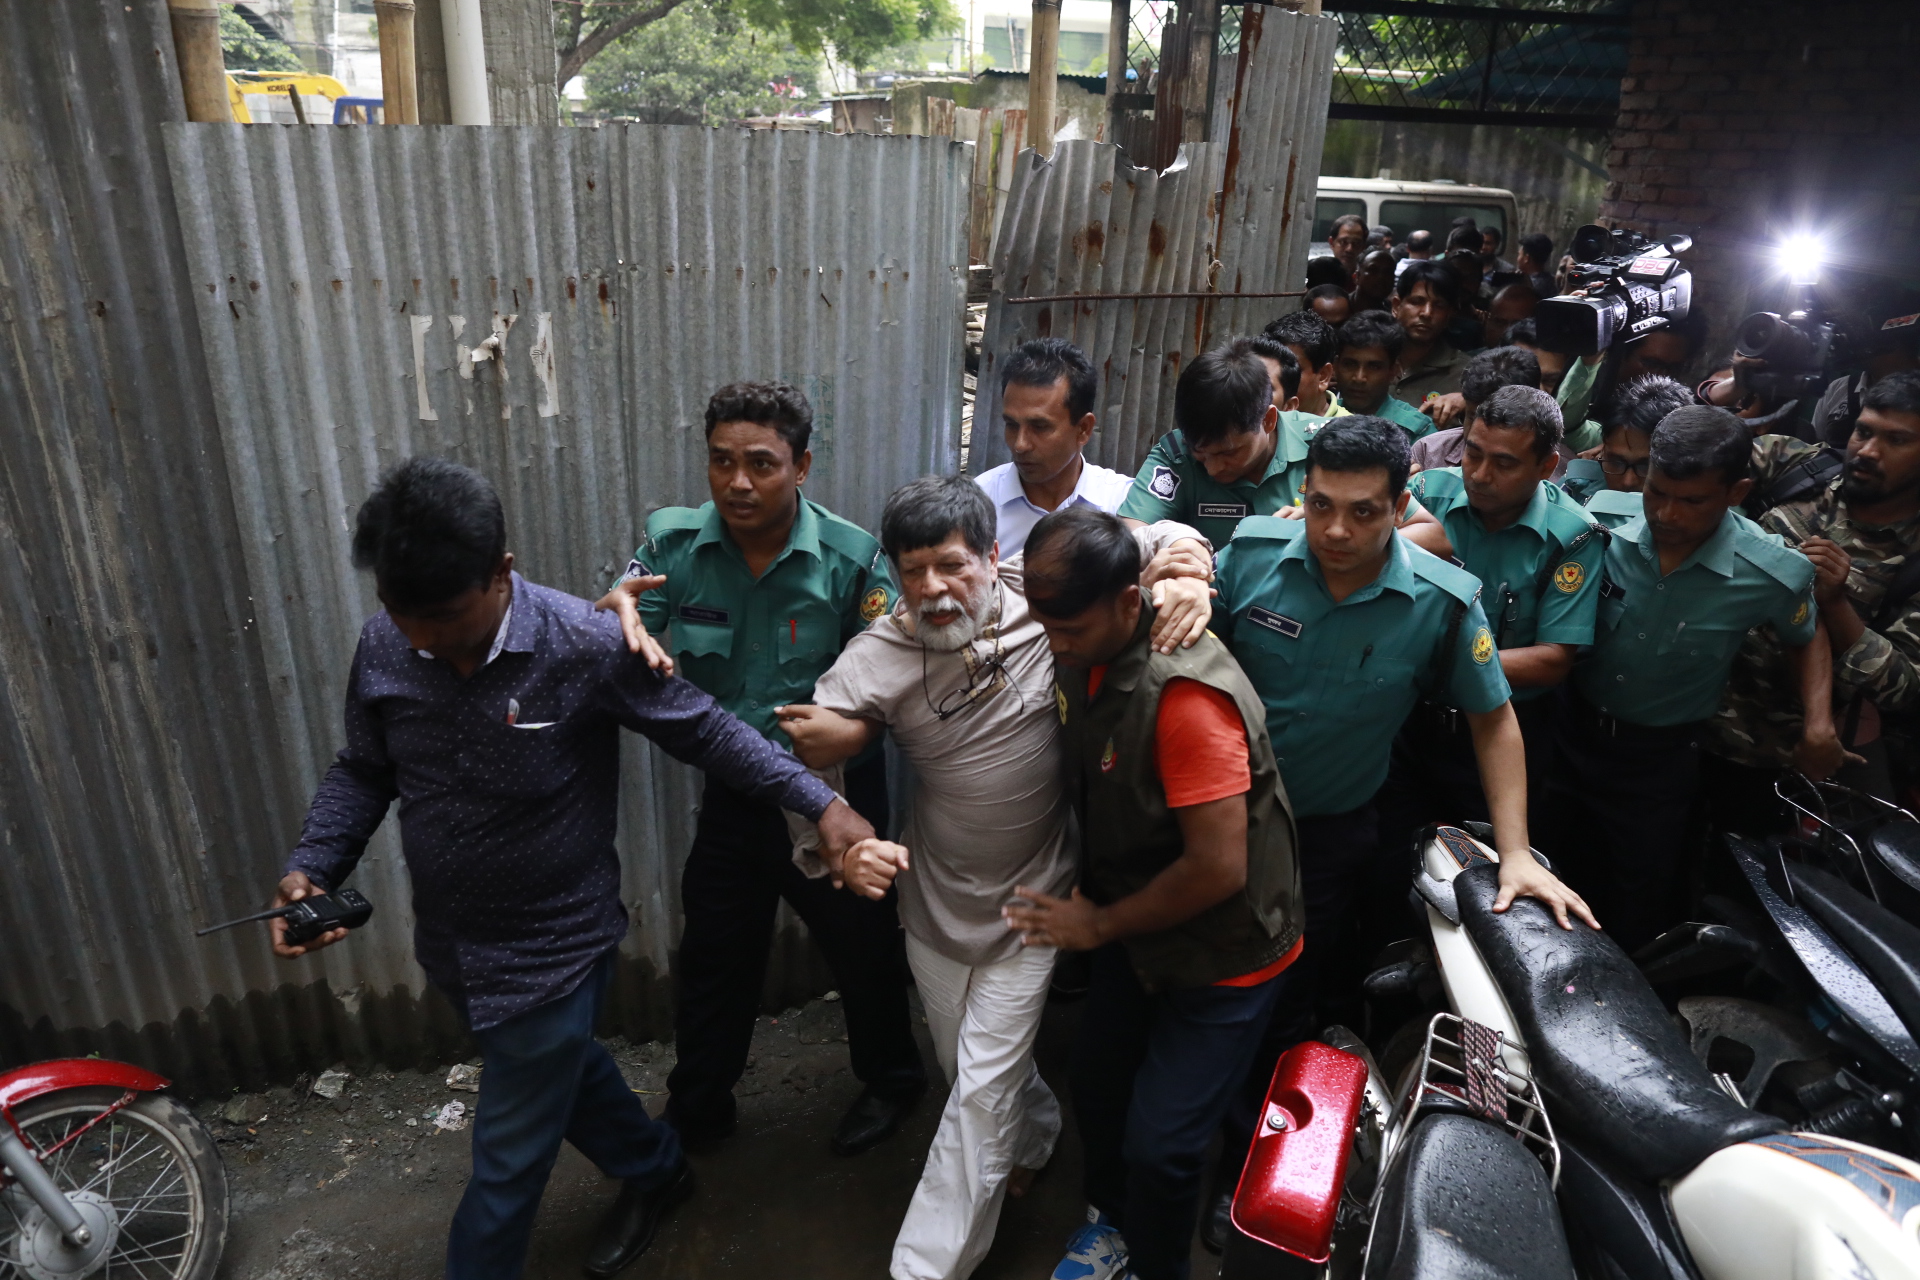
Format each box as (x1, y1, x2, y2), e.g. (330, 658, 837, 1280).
(731, 0, 958, 69)
(585, 2, 818, 124)
(219, 6, 302, 72)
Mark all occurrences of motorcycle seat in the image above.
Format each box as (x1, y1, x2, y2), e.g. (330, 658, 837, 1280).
(1786, 862, 1920, 1044)
(1865, 822, 1920, 922)
(1363, 1113, 1574, 1280)
(1454, 862, 1782, 1183)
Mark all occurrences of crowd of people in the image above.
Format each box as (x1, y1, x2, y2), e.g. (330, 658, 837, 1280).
(265, 207, 1920, 1280)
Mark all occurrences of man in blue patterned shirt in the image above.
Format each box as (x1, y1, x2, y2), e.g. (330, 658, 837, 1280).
(274, 458, 877, 1280)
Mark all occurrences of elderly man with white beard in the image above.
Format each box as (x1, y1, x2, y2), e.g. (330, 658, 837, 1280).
(775, 475, 1214, 1280)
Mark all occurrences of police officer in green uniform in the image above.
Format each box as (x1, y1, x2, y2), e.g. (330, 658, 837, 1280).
(1383, 385, 1605, 835)
(1121, 340, 1449, 554)
(1118, 343, 1314, 548)
(1201, 416, 1595, 1236)
(1545, 406, 1820, 953)
(605, 381, 926, 1156)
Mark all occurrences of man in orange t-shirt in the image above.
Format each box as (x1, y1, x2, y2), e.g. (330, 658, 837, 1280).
(1005, 508, 1300, 1280)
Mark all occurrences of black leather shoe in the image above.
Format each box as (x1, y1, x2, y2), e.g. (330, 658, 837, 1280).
(830, 1086, 921, 1156)
(582, 1162, 695, 1279)
(660, 1100, 735, 1154)
(1200, 1187, 1233, 1255)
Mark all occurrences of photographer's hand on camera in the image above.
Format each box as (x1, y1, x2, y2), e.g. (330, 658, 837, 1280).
(270, 870, 351, 958)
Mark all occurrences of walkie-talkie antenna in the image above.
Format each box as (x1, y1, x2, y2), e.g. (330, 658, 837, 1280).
(196, 905, 295, 937)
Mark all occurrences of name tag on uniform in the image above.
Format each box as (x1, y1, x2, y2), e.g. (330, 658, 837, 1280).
(1198, 502, 1250, 519)
(1448, 555, 1466, 568)
(1600, 577, 1626, 602)
(1247, 607, 1303, 638)
(678, 604, 731, 625)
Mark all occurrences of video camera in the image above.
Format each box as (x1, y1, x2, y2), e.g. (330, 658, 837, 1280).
(1536, 223, 1694, 357)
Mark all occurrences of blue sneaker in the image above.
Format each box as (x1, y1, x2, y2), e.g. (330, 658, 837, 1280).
(1051, 1208, 1129, 1280)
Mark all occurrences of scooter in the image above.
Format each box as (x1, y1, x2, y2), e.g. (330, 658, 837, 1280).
(1225, 823, 1920, 1279)
(0, 1058, 228, 1280)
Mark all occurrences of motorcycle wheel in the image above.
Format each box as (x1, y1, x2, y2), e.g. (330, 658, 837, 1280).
(0, 1086, 228, 1280)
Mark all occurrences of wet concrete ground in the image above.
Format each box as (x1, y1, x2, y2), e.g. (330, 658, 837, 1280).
(207, 993, 1226, 1280)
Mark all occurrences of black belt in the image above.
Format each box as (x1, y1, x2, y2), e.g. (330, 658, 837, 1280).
(1563, 690, 1701, 744)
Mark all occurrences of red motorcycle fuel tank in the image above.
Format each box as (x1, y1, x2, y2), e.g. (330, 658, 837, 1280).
(1229, 1040, 1368, 1264)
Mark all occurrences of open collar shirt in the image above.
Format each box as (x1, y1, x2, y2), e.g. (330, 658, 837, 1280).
(974, 456, 1134, 557)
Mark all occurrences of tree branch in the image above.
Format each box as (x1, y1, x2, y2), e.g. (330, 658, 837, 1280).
(556, 0, 691, 85)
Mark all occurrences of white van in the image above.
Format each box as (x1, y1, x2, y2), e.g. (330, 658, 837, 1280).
(1308, 178, 1520, 255)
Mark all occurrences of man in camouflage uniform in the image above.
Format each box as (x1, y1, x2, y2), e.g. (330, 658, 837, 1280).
(1703, 372, 1920, 828)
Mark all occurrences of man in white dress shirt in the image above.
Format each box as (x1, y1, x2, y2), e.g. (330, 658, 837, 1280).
(776, 476, 1213, 1280)
(975, 339, 1134, 557)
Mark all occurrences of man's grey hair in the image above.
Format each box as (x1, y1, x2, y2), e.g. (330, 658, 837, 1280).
(880, 474, 996, 563)
(1474, 384, 1563, 460)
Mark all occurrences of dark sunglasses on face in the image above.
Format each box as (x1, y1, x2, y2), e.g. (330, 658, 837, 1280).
(1600, 455, 1652, 477)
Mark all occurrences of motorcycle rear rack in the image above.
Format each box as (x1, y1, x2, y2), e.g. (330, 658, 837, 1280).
(1775, 774, 1916, 897)
(1401, 1011, 1561, 1189)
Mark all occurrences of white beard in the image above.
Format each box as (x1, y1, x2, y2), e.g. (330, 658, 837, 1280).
(915, 584, 989, 652)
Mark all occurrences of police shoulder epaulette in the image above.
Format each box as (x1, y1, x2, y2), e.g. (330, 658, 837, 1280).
(1229, 514, 1302, 542)
(812, 500, 886, 567)
(643, 504, 709, 541)
(1584, 488, 1641, 518)
(1541, 487, 1607, 547)
(1730, 511, 1817, 591)
(1407, 544, 1484, 605)
(1155, 429, 1192, 462)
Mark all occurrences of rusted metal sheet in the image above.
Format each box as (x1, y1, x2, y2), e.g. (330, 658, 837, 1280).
(0, 18, 967, 1092)
(973, 7, 1337, 478)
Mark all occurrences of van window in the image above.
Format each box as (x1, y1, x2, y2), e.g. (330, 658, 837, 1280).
(1379, 200, 1506, 246)
(1312, 197, 1368, 246)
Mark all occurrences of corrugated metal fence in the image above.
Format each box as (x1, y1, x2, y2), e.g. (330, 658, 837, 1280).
(1, 2, 968, 1092)
(973, 7, 1337, 477)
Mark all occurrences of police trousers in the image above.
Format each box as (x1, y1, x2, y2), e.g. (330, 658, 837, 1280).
(664, 761, 925, 1135)
(1543, 690, 1705, 955)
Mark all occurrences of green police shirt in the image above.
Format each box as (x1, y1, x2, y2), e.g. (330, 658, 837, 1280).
(631, 497, 898, 740)
(1406, 470, 1607, 702)
(1559, 458, 1606, 506)
(1363, 394, 1435, 440)
(1118, 420, 1314, 547)
(1574, 508, 1818, 727)
(1582, 486, 1643, 531)
(1214, 518, 1512, 817)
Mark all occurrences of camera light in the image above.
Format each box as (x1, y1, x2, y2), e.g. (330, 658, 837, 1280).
(1774, 232, 1824, 286)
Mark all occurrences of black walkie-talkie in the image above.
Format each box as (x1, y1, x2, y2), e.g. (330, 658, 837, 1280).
(197, 889, 374, 945)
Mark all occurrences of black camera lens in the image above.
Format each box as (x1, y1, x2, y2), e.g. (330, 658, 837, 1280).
(1736, 311, 1815, 367)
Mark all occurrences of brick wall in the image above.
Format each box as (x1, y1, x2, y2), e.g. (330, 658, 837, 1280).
(1600, 0, 1920, 354)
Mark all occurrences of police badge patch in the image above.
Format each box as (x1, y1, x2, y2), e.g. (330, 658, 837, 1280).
(1553, 561, 1585, 594)
(1471, 627, 1495, 665)
(1055, 684, 1069, 724)
(1792, 598, 1811, 626)
(1147, 465, 1180, 501)
(860, 586, 890, 622)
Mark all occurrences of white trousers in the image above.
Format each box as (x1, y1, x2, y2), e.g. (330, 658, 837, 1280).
(890, 933, 1063, 1280)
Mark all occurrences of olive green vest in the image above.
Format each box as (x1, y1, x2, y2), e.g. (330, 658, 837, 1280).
(1057, 608, 1302, 991)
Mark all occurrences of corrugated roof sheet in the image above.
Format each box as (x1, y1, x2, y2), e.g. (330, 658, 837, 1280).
(1, 73, 967, 1086)
(972, 8, 1338, 477)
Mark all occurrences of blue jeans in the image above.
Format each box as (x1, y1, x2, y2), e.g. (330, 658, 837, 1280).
(447, 951, 683, 1280)
(1072, 944, 1280, 1280)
